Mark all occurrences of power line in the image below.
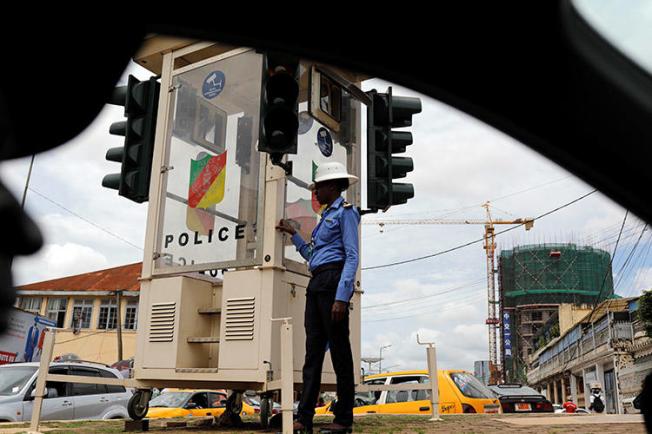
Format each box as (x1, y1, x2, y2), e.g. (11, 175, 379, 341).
(362, 278, 485, 310)
(362, 189, 597, 271)
(614, 224, 648, 291)
(585, 210, 628, 323)
(28, 187, 143, 252)
(364, 176, 572, 221)
(56, 329, 111, 344)
(629, 232, 652, 297)
(363, 292, 486, 323)
(618, 229, 652, 297)
(364, 290, 486, 320)
(555, 217, 631, 374)
(489, 176, 572, 203)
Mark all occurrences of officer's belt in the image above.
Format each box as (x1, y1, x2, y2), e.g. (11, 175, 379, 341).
(310, 261, 345, 276)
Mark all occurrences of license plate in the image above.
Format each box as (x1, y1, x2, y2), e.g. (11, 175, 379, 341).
(484, 404, 500, 414)
(515, 403, 532, 411)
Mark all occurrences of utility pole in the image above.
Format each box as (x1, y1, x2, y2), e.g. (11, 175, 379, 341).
(10, 155, 36, 269)
(116, 290, 123, 362)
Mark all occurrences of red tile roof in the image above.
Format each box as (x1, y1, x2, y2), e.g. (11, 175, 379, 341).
(17, 263, 142, 292)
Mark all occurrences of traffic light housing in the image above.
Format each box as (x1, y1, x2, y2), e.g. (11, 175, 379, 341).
(103, 75, 160, 203)
(258, 53, 299, 167)
(366, 87, 422, 211)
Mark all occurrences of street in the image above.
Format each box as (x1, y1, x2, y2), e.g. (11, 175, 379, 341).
(0, 414, 646, 434)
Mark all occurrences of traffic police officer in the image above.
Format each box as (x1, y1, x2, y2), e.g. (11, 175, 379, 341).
(277, 161, 360, 433)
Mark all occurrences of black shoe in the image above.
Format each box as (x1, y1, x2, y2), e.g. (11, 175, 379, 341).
(293, 420, 313, 434)
(319, 422, 352, 433)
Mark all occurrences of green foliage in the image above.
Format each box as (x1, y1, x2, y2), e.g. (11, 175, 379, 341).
(550, 323, 560, 338)
(637, 290, 652, 337)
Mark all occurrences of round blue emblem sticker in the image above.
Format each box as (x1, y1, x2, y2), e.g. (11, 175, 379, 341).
(316, 127, 333, 157)
(202, 71, 226, 99)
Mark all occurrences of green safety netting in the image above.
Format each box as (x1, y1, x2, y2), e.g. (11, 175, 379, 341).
(499, 244, 613, 308)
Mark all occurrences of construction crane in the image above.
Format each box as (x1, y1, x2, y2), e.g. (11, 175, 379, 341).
(362, 202, 534, 382)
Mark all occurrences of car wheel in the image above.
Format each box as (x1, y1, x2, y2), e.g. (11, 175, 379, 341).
(128, 390, 149, 420)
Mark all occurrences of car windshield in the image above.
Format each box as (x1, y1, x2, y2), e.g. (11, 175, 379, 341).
(489, 385, 541, 397)
(246, 397, 260, 406)
(149, 391, 191, 408)
(0, 366, 37, 395)
(450, 372, 495, 399)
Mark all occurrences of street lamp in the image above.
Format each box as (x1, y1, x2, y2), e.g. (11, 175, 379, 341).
(382, 364, 400, 373)
(379, 344, 392, 373)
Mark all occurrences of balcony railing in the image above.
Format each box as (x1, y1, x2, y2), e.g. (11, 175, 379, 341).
(529, 314, 636, 384)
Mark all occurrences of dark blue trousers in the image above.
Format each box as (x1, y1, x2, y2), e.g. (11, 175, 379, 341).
(297, 268, 354, 428)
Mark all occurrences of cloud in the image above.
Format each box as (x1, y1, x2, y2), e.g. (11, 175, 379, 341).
(14, 243, 108, 284)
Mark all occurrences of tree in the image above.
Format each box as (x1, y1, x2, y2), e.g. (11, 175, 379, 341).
(637, 290, 652, 337)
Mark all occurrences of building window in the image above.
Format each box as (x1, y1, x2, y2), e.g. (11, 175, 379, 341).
(532, 311, 543, 321)
(46, 298, 68, 328)
(71, 299, 93, 330)
(124, 301, 138, 330)
(98, 299, 117, 330)
(13, 297, 20, 308)
(19, 297, 42, 314)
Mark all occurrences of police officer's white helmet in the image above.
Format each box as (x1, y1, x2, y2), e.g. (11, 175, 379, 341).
(308, 162, 358, 191)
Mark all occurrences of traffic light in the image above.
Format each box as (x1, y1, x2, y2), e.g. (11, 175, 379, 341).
(366, 87, 422, 211)
(258, 53, 299, 166)
(103, 75, 160, 203)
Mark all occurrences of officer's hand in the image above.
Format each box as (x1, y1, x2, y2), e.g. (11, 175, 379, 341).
(276, 219, 296, 235)
(331, 301, 347, 322)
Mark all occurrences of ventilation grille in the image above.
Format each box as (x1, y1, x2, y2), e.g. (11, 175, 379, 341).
(148, 302, 176, 342)
(224, 297, 255, 341)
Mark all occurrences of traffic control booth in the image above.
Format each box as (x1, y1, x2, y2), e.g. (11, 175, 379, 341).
(129, 40, 366, 426)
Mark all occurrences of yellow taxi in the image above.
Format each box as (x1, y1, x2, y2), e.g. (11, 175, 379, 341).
(145, 389, 256, 419)
(315, 370, 500, 415)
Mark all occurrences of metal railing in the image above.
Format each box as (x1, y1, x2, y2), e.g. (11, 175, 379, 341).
(528, 313, 636, 385)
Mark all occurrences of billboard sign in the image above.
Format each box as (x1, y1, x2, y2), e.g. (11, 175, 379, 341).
(503, 311, 512, 359)
(0, 308, 56, 365)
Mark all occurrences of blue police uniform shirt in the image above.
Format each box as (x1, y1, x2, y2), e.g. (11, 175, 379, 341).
(291, 196, 360, 302)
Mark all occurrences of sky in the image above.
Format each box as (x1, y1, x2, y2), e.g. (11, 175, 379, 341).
(2, 2, 652, 375)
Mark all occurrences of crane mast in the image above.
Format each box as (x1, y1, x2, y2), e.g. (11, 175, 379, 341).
(363, 202, 534, 382)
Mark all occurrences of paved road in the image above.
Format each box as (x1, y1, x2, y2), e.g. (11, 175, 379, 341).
(0, 413, 646, 433)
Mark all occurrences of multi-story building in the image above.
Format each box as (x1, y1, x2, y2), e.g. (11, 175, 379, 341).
(13, 263, 142, 364)
(499, 244, 614, 383)
(527, 297, 650, 414)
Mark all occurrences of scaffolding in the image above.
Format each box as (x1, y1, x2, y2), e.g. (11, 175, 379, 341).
(500, 243, 614, 308)
(499, 243, 614, 383)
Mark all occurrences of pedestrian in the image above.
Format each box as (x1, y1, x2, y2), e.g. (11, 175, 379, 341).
(589, 383, 605, 413)
(277, 161, 359, 434)
(562, 397, 577, 413)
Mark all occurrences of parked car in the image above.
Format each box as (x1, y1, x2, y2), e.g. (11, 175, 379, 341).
(0, 361, 131, 422)
(145, 389, 255, 419)
(243, 395, 281, 415)
(315, 369, 500, 416)
(487, 384, 553, 413)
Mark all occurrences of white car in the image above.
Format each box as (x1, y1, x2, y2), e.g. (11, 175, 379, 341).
(0, 361, 132, 422)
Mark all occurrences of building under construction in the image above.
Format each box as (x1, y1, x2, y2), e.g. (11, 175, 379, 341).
(499, 243, 614, 383)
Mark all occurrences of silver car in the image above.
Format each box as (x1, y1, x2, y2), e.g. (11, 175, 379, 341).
(0, 361, 132, 422)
